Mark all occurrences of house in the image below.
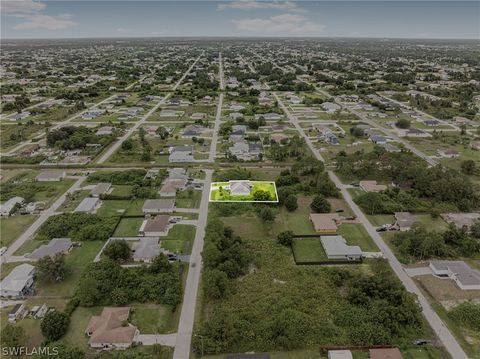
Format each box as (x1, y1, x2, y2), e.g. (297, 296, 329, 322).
(159, 179, 186, 197)
(406, 128, 430, 137)
(36, 170, 66, 182)
(91, 183, 112, 197)
(96, 126, 113, 136)
(320, 235, 363, 261)
(369, 348, 403, 359)
(190, 112, 206, 120)
(131, 238, 161, 262)
(229, 180, 252, 196)
(231, 125, 247, 135)
(0, 264, 36, 299)
(142, 199, 175, 214)
(270, 133, 289, 144)
(441, 212, 480, 229)
(8, 303, 25, 323)
(168, 167, 188, 181)
(429, 260, 480, 290)
(182, 124, 203, 138)
(254, 113, 281, 121)
(248, 143, 263, 157)
(230, 112, 243, 120)
(394, 212, 417, 231)
(160, 109, 178, 118)
(74, 197, 100, 213)
(424, 119, 439, 126)
(309, 213, 339, 233)
(28, 238, 73, 260)
(322, 102, 341, 113)
(0, 196, 24, 217)
(437, 148, 460, 158)
(370, 134, 387, 145)
(325, 132, 339, 145)
(138, 215, 171, 236)
(359, 180, 387, 193)
(169, 146, 194, 163)
(85, 307, 139, 350)
(327, 350, 353, 359)
(379, 143, 401, 153)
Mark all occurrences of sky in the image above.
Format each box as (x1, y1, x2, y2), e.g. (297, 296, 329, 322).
(1, 0, 479, 39)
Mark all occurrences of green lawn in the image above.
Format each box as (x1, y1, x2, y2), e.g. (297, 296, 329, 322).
(114, 217, 144, 237)
(14, 239, 46, 256)
(209, 181, 278, 202)
(337, 224, 379, 252)
(175, 189, 201, 208)
(291, 238, 328, 262)
(161, 224, 196, 254)
(111, 185, 133, 197)
(130, 304, 177, 334)
(96, 200, 131, 217)
(35, 179, 75, 207)
(0, 214, 37, 247)
(58, 190, 90, 212)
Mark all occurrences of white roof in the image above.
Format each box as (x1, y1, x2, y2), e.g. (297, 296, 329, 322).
(0, 196, 24, 213)
(321, 235, 362, 257)
(0, 264, 35, 292)
(74, 197, 99, 212)
(328, 350, 353, 359)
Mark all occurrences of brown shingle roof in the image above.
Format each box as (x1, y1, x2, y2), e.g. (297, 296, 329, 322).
(309, 213, 339, 232)
(144, 215, 170, 232)
(369, 348, 403, 359)
(86, 307, 137, 346)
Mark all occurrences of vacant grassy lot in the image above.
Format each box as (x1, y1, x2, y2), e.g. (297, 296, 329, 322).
(210, 181, 278, 202)
(96, 199, 131, 217)
(0, 214, 37, 247)
(291, 238, 328, 262)
(130, 303, 178, 334)
(113, 217, 144, 237)
(161, 224, 196, 254)
(176, 189, 202, 208)
(337, 224, 379, 252)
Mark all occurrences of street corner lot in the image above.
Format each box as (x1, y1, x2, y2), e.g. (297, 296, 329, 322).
(209, 181, 278, 203)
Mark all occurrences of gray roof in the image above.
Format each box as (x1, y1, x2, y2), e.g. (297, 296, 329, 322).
(0, 264, 35, 292)
(132, 238, 161, 260)
(394, 212, 417, 228)
(0, 196, 24, 214)
(28, 238, 72, 260)
(91, 183, 111, 197)
(430, 260, 480, 287)
(74, 197, 99, 212)
(321, 235, 362, 257)
(36, 170, 65, 181)
(172, 145, 192, 152)
(229, 180, 252, 196)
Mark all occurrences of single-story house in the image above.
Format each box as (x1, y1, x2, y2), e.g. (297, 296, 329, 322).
(8, 303, 26, 323)
(86, 307, 139, 350)
(359, 180, 387, 193)
(159, 179, 187, 197)
(309, 213, 339, 233)
(190, 112, 206, 120)
(320, 235, 362, 261)
(138, 215, 171, 236)
(370, 134, 387, 145)
(429, 260, 480, 290)
(0, 196, 24, 217)
(424, 119, 439, 126)
(28, 238, 73, 260)
(328, 350, 353, 359)
(231, 125, 247, 135)
(230, 112, 244, 120)
(169, 146, 194, 163)
(0, 264, 36, 299)
(437, 148, 460, 158)
(132, 238, 161, 262)
(91, 183, 112, 197)
(74, 197, 101, 213)
(36, 170, 66, 182)
(322, 102, 341, 113)
(229, 180, 252, 196)
(394, 212, 417, 231)
(96, 126, 113, 136)
(441, 213, 480, 229)
(406, 128, 430, 137)
(142, 199, 175, 214)
(254, 113, 281, 121)
(369, 348, 403, 359)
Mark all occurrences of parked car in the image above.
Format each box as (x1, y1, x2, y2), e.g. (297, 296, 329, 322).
(0, 247, 7, 256)
(335, 208, 344, 213)
(376, 227, 387, 232)
(413, 339, 428, 346)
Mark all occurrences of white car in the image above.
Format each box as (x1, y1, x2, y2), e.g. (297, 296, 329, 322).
(0, 247, 7, 256)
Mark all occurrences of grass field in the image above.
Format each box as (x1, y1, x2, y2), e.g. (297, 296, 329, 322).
(337, 224, 379, 252)
(291, 238, 328, 262)
(113, 217, 144, 236)
(96, 199, 131, 217)
(130, 303, 177, 334)
(161, 224, 196, 254)
(209, 181, 278, 202)
(0, 214, 37, 247)
(175, 189, 202, 208)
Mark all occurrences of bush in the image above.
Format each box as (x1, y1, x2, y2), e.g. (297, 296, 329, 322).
(310, 195, 331, 213)
(395, 118, 411, 129)
(284, 194, 298, 212)
(448, 302, 480, 331)
(41, 311, 70, 341)
(277, 231, 294, 246)
(103, 240, 131, 262)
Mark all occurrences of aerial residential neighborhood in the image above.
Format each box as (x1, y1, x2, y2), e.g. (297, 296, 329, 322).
(0, 1, 479, 359)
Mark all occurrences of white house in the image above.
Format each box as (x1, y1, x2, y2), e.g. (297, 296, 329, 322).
(0, 264, 36, 299)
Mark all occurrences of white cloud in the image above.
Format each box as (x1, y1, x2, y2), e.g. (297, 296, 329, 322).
(14, 14, 76, 30)
(219, 1, 305, 13)
(116, 27, 131, 33)
(233, 13, 325, 35)
(0, 0, 46, 14)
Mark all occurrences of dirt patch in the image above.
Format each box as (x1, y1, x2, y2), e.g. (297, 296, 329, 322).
(415, 275, 480, 304)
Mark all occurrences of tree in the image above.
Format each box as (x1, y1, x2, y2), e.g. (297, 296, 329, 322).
(41, 311, 70, 341)
(277, 230, 294, 246)
(258, 206, 275, 222)
(253, 190, 272, 201)
(310, 195, 331, 213)
(1, 324, 27, 355)
(150, 254, 173, 274)
(156, 126, 169, 140)
(103, 240, 131, 262)
(37, 254, 68, 282)
(284, 194, 298, 212)
(395, 118, 411, 129)
(121, 139, 133, 151)
(461, 160, 476, 175)
(470, 221, 480, 239)
(203, 269, 229, 299)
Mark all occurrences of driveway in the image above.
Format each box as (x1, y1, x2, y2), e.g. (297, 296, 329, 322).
(405, 267, 433, 277)
(137, 333, 176, 347)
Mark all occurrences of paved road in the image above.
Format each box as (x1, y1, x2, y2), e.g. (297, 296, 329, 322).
(209, 93, 224, 163)
(173, 169, 212, 359)
(2, 176, 87, 262)
(274, 92, 468, 359)
(96, 54, 203, 164)
(218, 52, 224, 90)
